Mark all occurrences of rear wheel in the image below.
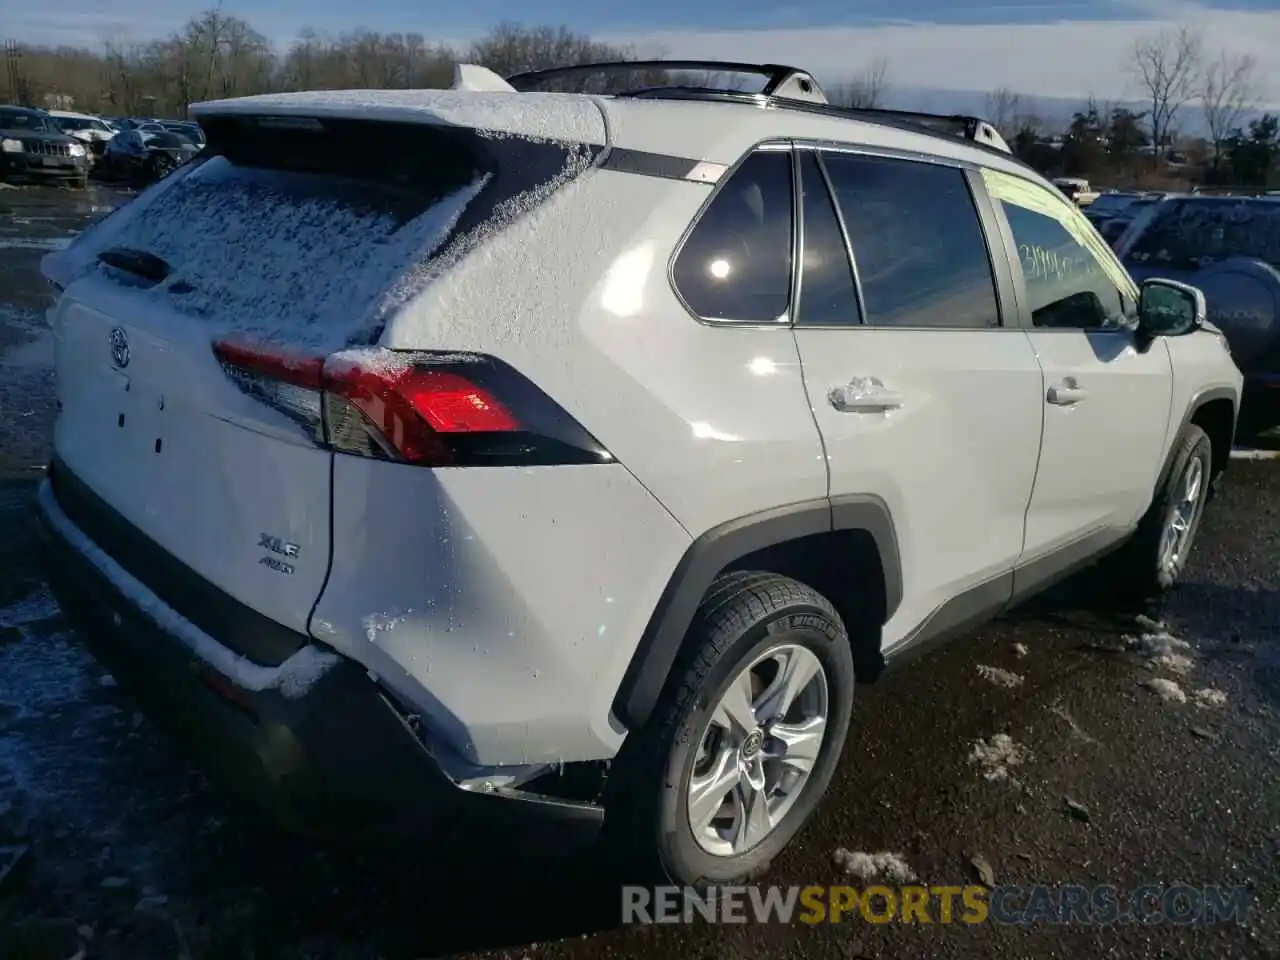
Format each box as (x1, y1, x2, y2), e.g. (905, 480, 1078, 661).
(1104, 425, 1213, 601)
(605, 571, 855, 887)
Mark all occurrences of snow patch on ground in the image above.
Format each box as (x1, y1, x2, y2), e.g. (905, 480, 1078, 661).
(38, 480, 340, 698)
(976, 664, 1025, 688)
(1193, 687, 1228, 708)
(1013, 643, 1029, 658)
(1129, 631, 1197, 676)
(832, 848, 917, 883)
(1131, 632, 1192, 657)
(1140, 677, 1188, 703)
(1148, 652, 1196, 676)
(968, 734, 1030, 781)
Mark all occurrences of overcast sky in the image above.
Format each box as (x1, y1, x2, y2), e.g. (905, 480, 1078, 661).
(3, 0, 1277, 103)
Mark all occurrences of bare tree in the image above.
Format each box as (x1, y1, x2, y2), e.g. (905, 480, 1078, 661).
(829, 58, 890, 109)
(1201, 50, 1259, 161)
(1130, 25, 1202, 162)
(985, 86, 1023, 136)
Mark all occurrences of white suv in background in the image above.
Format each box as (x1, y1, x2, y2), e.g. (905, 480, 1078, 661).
(38, 61, 1241, 887)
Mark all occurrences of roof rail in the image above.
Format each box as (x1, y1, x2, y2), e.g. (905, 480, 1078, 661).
(833, 106, 1012, 154)
(503, 59, 1011, 154)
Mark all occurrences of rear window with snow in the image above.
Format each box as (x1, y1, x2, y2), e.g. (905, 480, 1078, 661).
(56, 116, 599, 352)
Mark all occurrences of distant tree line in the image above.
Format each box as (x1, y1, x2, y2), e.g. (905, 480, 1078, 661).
(985, 26, 1277, 188)
(1, 12, 1275, 186)
(0, 11, 897, 117)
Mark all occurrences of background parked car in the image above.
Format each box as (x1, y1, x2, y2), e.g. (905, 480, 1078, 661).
(157, 120, 205, 145)
(46, 110, 117, 158)
(97, 127, 201, 185)
(1085, 191, 1145, 228)
(1052, 176, 1100, 207)
(1116, 195, 1280, 441)
(1096, 195, 1163, 248)
(0, 104, 90, 187)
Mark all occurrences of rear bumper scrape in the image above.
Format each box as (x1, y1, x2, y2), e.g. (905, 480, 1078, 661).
(35, 478, 604, 845)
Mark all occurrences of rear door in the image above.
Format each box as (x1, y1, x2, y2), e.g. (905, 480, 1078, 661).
(978, 168, 1173, 565)
(791, 147, 1044, 646)
(42, 114, 511, 643)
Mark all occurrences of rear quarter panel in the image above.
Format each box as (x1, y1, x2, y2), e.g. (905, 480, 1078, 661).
(377, 165, 829, 535)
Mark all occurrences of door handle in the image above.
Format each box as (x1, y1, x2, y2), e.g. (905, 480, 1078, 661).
(1046, 378, 1087, 406)
(828, 377, 904, 413)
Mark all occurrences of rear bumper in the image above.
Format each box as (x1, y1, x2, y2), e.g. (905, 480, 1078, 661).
(35, 476, 603, 848)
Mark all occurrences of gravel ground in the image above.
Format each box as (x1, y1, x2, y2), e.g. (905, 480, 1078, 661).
(0, 184, 1278, 959)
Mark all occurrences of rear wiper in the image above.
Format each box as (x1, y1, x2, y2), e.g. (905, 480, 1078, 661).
(97, 247, 172, 286)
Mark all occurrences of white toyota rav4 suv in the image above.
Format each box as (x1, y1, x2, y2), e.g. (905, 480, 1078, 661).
(38, 61, 1241, 886)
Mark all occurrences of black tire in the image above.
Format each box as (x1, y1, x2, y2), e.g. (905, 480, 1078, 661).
(146, 153, 176, 182)
(603, 570, 855, 887)
(1104, 424, 1213, 601)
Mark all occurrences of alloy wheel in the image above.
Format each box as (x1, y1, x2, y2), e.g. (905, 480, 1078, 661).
(687, 643, 830, 857)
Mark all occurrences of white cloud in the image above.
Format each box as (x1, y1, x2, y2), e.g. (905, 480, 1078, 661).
(605, 5, 1280, 104)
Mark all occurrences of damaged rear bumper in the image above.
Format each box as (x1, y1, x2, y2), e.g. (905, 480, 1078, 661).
(34, 470, 603, 849)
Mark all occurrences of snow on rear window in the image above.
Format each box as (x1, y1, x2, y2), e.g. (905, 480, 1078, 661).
(60, 156, 490, 353)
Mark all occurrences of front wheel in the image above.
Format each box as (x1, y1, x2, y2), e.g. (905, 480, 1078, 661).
(1105, 424, 1213, 601)
(604, 571, 855, 887)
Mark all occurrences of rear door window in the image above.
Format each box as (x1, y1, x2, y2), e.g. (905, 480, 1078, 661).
(821, 152, 1001, 329)
(672, 149, 794, 324)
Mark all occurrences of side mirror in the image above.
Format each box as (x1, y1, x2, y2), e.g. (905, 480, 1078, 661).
(1137, 278, 1206, 339)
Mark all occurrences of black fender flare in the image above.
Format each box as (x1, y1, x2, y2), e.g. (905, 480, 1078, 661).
(1155, 385, 1238, 493)
(610, 494, 902, 731)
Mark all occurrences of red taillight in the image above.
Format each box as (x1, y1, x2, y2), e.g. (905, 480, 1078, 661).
(397, 371, 518, 433)
(212, 339, 611, 468)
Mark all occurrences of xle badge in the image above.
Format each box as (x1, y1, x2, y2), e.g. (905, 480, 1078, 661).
(258, 533, 300, 575)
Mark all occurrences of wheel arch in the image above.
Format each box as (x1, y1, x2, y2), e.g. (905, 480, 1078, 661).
(1158, 386, 1238, 494)
(611, 495, 902, 731)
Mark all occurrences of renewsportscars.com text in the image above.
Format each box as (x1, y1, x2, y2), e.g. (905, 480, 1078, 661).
(622, 884, 1250, 926)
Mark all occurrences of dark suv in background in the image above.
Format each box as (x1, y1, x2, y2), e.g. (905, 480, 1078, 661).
(0, 105, 91, 187)
(1117, 194, 1280, 442)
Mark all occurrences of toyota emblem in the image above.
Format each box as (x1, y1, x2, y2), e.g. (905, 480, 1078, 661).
(109, 326, 130, 369)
